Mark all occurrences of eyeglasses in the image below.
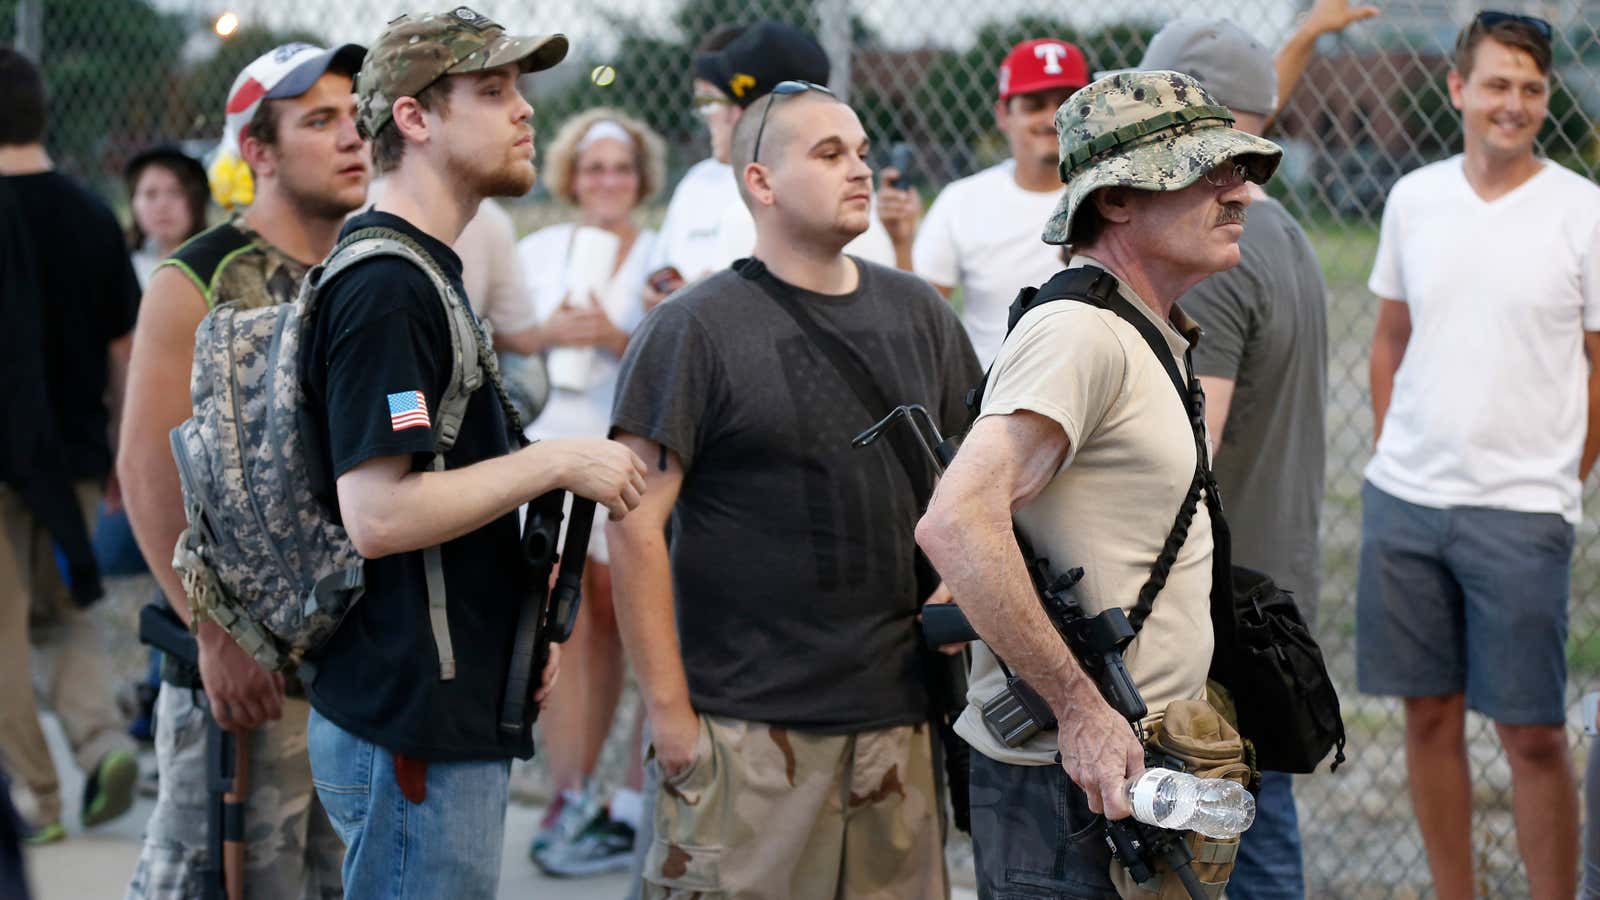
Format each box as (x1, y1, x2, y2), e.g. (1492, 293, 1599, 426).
(691, 94, 731, 121)
(751, 80, 836, 164)
(1202, 162, 1250, 189)
(1471, 9, 1553, 40)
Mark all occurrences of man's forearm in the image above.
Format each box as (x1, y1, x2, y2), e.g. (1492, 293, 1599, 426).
(1369, 341, 1401, 442)
(120, 431, 195, 622)
(1582, 373, 1600, 479)
(607, 520, 693, 718)
(339, 441, 582, 558)
(920, 511, 1103, 719)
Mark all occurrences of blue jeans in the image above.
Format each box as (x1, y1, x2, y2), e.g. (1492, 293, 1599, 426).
(307, 708, 510, 900)
(1227, 771, 1304, 900)
(969, 751, 1119, 898)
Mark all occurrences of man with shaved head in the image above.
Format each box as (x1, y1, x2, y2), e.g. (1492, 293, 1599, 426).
(608, 85, 980, 899)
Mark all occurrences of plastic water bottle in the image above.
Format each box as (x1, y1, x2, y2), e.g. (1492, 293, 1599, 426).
(1124, 768, 1255, 839)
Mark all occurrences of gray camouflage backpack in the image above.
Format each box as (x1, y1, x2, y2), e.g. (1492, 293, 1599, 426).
(170, 226, 521, 678)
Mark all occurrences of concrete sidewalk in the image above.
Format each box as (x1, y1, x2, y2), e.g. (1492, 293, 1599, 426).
(19, 729, 979, 899)
(22, 791, 635, 899)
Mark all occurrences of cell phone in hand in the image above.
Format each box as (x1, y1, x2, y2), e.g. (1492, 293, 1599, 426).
(887, 142, 919, 190)
(647, 266, 685, 295)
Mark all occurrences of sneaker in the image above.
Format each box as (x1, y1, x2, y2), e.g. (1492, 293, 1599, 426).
(22, 821, 66, 846)
(81, 748, 138, 828)
(532, 813, 636, 878)
(528, 789, 597, 858)
(946, 829, 977, 890)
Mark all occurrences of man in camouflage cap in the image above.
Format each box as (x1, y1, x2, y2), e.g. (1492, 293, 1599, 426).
(301, 8, 647, 898)
(918, 70, 1280, 897)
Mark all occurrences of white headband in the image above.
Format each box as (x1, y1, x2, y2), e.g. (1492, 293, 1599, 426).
(577, 119, 635, 151)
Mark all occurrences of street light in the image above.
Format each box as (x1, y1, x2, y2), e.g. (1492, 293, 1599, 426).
(214, 11, 239, 38)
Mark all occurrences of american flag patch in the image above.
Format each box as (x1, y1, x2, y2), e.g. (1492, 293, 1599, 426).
(387, 390, 430, 432)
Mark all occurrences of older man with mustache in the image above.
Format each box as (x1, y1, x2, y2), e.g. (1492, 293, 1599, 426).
(917, 70, 1281, 898)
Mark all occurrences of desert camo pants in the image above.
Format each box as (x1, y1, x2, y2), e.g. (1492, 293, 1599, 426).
(126, 684, 343, 899)
(642, 714, 948, 900)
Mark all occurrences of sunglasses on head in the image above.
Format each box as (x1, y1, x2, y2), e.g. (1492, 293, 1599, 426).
(1469, 9, 1553, 40)
(751, 80, 836, 164)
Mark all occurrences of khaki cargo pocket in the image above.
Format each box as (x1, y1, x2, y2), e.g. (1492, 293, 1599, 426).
(646, 715, 725, 893)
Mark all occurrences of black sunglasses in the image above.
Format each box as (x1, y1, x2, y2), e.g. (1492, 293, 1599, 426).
(1469, 9, 1553, 40)
(751, 80, 836, 164)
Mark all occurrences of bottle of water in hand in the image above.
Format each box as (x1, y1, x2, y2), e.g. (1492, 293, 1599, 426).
(1124, 768, 1255, 839)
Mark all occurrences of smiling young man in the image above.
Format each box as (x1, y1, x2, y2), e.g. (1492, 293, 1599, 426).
(908, 37, 1089, 366)
(608, 86, 980, 899)
(915, 71, 1280, 898)
(118, 42, 367, 898)
(1359, 12, 1600, 900)
(297, 10, 647, 898)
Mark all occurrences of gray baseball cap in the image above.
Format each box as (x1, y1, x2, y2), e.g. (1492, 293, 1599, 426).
(1133, 19, 1278, 117)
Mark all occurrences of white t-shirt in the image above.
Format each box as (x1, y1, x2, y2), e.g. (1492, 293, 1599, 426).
(1366, 155, 1600, 523)
(913, 160, 1066, 366)
(957, 255, 1214, 767)
(517, 222, 657, 442)
(649, 156, 898, 283)
(647, 158, 740, 282)
(455, 197, 539, 335)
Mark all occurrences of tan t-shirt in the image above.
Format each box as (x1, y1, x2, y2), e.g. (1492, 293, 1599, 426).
(955, 256, 1216, 766)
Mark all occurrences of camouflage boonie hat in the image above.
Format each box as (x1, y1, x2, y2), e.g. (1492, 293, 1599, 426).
(356, 6, 568, 140)
(1042, 70, 1282, 245)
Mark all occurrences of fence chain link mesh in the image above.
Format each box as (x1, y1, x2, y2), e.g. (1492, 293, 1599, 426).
(7, 0, 1600, 895)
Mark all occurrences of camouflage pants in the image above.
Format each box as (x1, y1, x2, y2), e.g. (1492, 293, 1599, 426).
(126, 684, 343, 900)
(642, 715, 948, 900)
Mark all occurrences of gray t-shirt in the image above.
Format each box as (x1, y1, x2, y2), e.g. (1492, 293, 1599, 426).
(1181, 196, 1328, 622)
(611, 260, 982, 732)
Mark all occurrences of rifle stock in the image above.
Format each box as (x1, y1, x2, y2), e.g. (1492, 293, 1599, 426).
(139, 603, 243, 900)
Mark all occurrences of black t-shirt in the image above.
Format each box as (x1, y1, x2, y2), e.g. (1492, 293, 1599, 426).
(611, 260, 981, 732)
(3, 172, 140, 480)
(301, 211, 535, 760)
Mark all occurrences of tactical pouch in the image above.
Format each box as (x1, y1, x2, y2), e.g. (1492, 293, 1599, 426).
(1110, 698, 1248, 900)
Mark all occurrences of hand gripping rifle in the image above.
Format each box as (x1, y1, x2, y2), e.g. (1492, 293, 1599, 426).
(138, 603, 247, 900)
(853, 405, 1209, 900)
(500, 492, 596, 737)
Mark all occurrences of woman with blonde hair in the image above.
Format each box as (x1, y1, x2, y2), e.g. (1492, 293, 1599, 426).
(517, 107, 665, 878)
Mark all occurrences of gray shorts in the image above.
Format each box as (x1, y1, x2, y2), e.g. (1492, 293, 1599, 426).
(1356, 481, 1573, 725)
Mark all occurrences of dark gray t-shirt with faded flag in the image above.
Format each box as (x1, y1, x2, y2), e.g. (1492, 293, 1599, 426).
(1181, 195, 1328, 623)
(611, 260, 981, 733)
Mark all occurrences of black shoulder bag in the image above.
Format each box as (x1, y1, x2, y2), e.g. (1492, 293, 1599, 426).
(1027, 267, 1346, 774)
(734, 256, 974, 831)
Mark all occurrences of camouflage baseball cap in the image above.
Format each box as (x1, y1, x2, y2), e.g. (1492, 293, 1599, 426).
(1041, 70, 1282, 245)
(356, 6, 568, 140)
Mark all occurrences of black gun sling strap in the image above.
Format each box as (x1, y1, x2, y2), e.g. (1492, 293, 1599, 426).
(734, 257, 938, 508)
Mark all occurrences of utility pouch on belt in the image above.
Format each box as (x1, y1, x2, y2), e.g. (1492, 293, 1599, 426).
(1111, 699, 1249, 900)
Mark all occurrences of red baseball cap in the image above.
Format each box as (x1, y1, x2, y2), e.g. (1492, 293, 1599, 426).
(998, 38, 1089, 102)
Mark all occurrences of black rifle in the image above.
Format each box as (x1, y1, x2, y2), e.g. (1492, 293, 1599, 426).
(138, 603, 242, 900)
(500, 491, 595, 737)
(854, 405, 1208, 900)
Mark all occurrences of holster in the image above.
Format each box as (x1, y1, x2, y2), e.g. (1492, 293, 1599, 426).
(1110, 697, 1249, 900)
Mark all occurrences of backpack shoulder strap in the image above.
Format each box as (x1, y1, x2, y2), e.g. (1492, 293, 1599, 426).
(301, 226, 501, 683)
(967, 265, 1127, 417)
(308, 227, 494, 455)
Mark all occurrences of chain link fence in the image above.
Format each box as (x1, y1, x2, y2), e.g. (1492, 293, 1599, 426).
(9, 0, 1600, 895)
